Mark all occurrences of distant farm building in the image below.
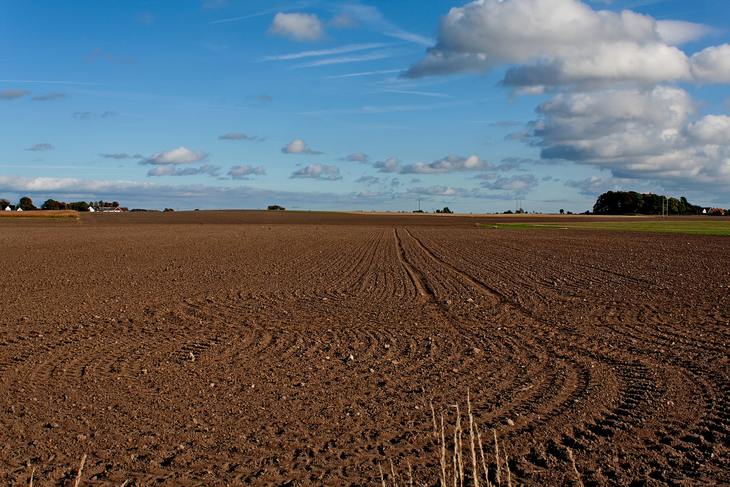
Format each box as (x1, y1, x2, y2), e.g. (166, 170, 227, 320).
(88, 207, 96, 212)
(16, 207, 23, 212)
(4, 206, 10, 211)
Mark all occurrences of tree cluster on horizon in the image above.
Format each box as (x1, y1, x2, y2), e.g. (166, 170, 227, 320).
(592, 191, 727, 215)
(0, 196, 123, 212)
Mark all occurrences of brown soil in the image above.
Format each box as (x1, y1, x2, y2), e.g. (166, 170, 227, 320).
(0, 211, 727, 485)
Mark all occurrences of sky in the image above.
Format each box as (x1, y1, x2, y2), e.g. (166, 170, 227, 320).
(1, 0, 729, 212)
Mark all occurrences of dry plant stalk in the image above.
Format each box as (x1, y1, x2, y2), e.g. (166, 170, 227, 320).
(467, 391, 480, 487)
(455, 404, 464, 487)
(493, 429, 501, 486)
(505, 452, 512, 487)
(476, 426, 490, 487)
(382, 396, 513, 487)
(74, 454, 87, 487)
(389, 459, 399, 487)
(451, 420, 459, 487)
(567, 448, 584, 487)
(431, 399, 439, 440)
(440, 413, 448, 487)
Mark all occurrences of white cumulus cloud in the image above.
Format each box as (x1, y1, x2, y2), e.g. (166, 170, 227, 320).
(690, 44, 730, 83)
(228, 165, 266, 180)
(401, 154, 492, 174)
(479, 174, 538, 193)
(147, 164, 220, 177)
(290, 164, 342, 180)
(405, 0, 726, 90)
(373, 157, 402, 173)
(269, 13, 324, 42)
(527, 86, 730, 186)
(143, 146, 208, 165)
(343, 152, 369, 163)
(281, 138, 322, 155)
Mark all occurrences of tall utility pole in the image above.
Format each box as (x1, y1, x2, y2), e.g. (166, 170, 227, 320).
(418, 198, 421, 212)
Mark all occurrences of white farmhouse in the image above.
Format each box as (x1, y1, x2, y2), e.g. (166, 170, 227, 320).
(88, 206, 96, 212)
(16, 207, 23, 212)
(3, 206, 10, 211)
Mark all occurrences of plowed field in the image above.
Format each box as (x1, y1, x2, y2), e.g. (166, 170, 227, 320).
(0, 212, 727, 485)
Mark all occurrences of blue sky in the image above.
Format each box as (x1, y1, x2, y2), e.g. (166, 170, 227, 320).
(1, 0, 729, 211)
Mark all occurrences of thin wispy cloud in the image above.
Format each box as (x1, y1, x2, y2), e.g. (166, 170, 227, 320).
(138, 12, 155, 25)
(0, 89, 29, 100)
(326, 69, 402, 79)
(209, 9, 275, 25)
(299, 99, 469, 116)
(330, 4, 433, 46)
(383, 29, 432, 46)
(31, 92, 67, 101)
(73, 111, 117, 120)
(201, 0, 227, 9)
(265, 43, 388, 61)
(330, 12, 357, 29)
(101, 153, 143, 160)
(209, 1, 316, 25)
(86, 48, 135, 65)
(380, 89, 450, 99)
(218, 132, 263, 141)
(296, 50, 397, 68)
(26, 143, 55, 152)
(148, 164, 221, 177)
(0, 79, 97, 86)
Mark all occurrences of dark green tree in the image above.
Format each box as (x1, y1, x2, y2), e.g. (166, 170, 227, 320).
(41, 199, 65, 210)
(593, 191, 702, 215)
(67, 201, 90, 211)
(19, 196, 36, 211)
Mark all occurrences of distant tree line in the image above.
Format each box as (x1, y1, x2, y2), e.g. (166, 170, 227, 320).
(592, 191, 724, 215)
(41, 199, 91, 211)
(1, 196, 123, 212)
(43, 199, 121, 211)
(0, 196, 37, 211)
